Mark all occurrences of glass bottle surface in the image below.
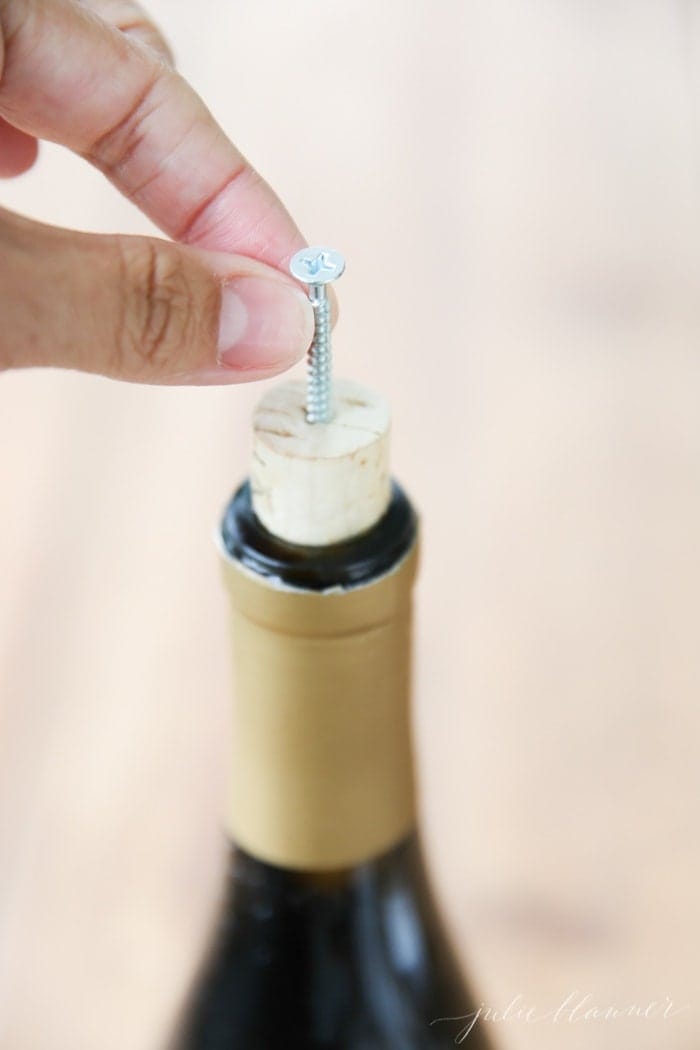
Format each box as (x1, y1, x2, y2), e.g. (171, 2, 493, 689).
(177, 834, 491, 1050)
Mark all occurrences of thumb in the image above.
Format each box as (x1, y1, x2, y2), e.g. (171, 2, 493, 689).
(0, 210, 314, 384)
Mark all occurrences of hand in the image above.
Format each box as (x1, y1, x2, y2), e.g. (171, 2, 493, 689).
(0, 0, 314, 384)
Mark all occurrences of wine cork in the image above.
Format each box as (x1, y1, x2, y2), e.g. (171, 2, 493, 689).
(251, 377, 391, 545)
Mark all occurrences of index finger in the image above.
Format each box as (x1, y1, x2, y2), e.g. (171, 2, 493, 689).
(0, 0, 305, 268)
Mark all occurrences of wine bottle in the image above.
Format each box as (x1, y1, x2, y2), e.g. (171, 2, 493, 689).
(174, 372, 492, 1049)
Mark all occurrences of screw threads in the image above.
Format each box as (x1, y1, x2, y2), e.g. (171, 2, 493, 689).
(289, 246, 346, 425)
(307, 289, 332, 423)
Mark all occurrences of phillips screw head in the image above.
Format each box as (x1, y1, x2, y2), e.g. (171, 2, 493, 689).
(290, 247, 346, 286)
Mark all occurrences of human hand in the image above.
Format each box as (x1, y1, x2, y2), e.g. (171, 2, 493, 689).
(0, 0, 315, 384)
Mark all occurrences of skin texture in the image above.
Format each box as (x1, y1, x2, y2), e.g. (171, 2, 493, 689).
(0, 0, 318, 384)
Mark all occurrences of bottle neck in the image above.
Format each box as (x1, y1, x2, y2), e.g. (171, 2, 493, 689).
(219, 480, 419, 872)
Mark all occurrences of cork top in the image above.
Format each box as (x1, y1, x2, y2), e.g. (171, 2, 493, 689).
(250, 377, 392, 546)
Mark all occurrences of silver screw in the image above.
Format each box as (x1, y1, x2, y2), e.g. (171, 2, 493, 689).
(289, 246, 345, 423)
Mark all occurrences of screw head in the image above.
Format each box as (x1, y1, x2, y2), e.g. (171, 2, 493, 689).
(290, 246, 346, 285)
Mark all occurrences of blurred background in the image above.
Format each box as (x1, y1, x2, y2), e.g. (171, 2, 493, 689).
(1, 2, 699, 1048)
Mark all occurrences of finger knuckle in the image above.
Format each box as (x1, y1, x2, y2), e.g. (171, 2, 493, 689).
(86, 72, 162, 179)
(116, 237, 197, 375)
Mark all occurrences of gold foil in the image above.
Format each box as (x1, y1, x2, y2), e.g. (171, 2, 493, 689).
(221, 537, 419, 870)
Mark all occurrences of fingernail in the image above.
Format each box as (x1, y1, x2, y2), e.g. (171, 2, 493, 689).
(217, 276, 313, 372)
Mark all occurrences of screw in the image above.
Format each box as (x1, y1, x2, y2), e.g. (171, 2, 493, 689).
(289, 246, 346, 423)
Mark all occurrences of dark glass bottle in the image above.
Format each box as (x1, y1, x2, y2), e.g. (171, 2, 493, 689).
(175, 482, 493, 1050)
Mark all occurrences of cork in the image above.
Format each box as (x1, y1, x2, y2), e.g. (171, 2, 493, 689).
(250, 377, 391, 545)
